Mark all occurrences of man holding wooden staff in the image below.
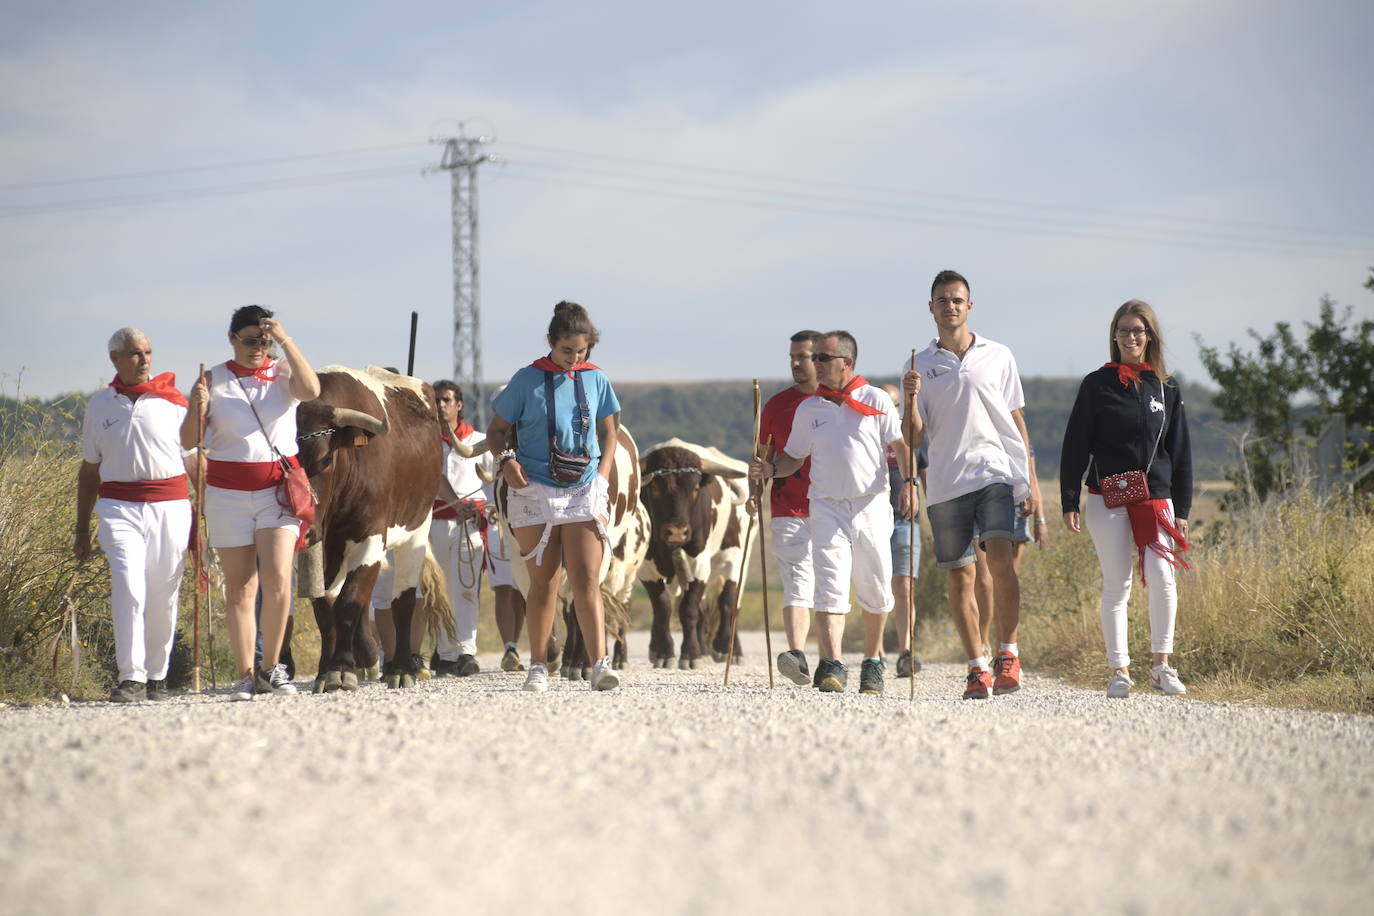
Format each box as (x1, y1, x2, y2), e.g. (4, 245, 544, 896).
(75, 328, 194, 702)
(750, 330, 912, 695)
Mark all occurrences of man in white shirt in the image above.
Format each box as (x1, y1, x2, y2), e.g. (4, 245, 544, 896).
(901, 269, 1039, 700)
(75, 328, 193, 703)
(750, 331, 913, 695)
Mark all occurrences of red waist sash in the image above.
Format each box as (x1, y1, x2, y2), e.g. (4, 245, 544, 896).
(207, 456, 300, 491)
(98, 475, 189, 502)
(433, 496, 485, 522)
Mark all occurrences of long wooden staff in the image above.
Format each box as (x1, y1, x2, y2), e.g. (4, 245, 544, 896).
(908, 349, 918, 702)
(723, 381, 769, 687)
(192, 363, 206, 693)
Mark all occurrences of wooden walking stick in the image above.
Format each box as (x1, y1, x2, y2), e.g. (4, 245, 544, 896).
(192, 363, 206, 693)
(724, 381, 771, 687)
(908, 348, 918, 702)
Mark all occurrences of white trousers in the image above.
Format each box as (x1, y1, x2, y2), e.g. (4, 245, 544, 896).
(770, 516, 814, 608)
(1085, 496, 1179, 669)
(810, 493, 894, 615)
(96, 498, 191, 683)
(431, 519, 484, 658)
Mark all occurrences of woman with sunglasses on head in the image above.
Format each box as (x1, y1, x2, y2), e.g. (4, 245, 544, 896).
(487, 301, 621, 693)
(1060, 300, 1193, 699)
(182, 305, 320, 701)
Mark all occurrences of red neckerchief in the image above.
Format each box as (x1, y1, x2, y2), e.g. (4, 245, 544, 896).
(532, 356, 600, 379)
(815, 375, 885, 416)
(110, 372, 189, 407)
(1125, 499, 1191, 580)
(1103, 362, 1153, 388)
(441, 421, 475, 447)
(227, 359, 278, 382)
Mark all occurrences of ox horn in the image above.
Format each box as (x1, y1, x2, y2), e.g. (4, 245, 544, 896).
(328, 407, 389, 437)
(449, 439, 491, 459)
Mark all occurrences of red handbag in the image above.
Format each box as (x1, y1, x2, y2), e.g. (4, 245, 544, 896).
(276, 456, 318, 526)
(1099, 469, 1149, 507)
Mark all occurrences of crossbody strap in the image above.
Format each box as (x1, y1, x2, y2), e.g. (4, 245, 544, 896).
(234, 374, 290, 469)
(543, 370, 591, 455)
(1087, 378, 1168, 480)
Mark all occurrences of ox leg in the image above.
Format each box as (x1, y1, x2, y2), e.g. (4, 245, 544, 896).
(678, 580, 708, 669)
(354, 618, 380, 684)
(712, 580, 743, 662)
(311, 596, 336, 695)
(387, 584, 422, 689)
(612, 637, 628, 670)
(325, 563, 379, 693)
(645, 579, 674, 668)
(562, 599, 585, 680)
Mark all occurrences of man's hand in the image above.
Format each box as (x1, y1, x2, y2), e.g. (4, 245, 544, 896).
(74, 527, 92, 563)
(897, 481, 917, 520)
(748, 456, 772, 484)
(901, 369, 921, 399)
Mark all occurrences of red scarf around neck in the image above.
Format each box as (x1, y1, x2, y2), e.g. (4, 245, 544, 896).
(227, 359, 278, 382)
(441, 421, 475, 446)
(816, 375, 885, 416)
(1103, 362, 1153, 388)
(532, 356, 600, 379)
(110, 372, 189, 407)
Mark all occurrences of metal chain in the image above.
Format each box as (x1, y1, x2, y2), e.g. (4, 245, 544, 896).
(641, 466, 703, 483)
(295, 427, 337, 442)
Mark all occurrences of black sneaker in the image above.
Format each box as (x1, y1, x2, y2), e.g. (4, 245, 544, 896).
(455, 653, 480, 677)
(434, 658, 460, 677)
(816, 659, 848, 693)
(859, 658, 885, 695)
(895, 650, 922, 678)
(145, 679, 169, 701)
(777, 650, 810, 686)
(109, 680, 146, 703)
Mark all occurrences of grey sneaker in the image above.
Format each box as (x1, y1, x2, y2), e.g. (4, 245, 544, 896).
(500, 646, 525, 671)
(145, 679, 169, 701)
(523, 662, 550, 692)
(816, 659, 848, 693)
(256, 663, 298, 695)
(1106, 671, 1133, 698)
(1150, 664, 1186, 695)
(777, 649, 811, 686)
(895, 650, 922, 678)
(230, 674, 255, 701)
(859, 658, 885, 695)
(109, 680, 146, 703)
(455, 653, 480, 677)
(590, 656, 620, 691)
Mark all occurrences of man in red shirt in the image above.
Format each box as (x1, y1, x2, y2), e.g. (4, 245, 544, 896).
(758, 330, 820, 685)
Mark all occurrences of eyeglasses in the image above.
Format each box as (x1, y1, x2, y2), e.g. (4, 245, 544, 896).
(1115, 327, 1149, 339)
(810, 353, 851, 363)
(235, 334, 271, 348)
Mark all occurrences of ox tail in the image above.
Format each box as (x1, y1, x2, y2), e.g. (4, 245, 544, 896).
(600, 584, 631, 642)
(419, 544, 458, 644)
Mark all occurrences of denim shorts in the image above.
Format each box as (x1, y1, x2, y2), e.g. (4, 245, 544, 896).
(977, 511, 1029, 544)
(890, 517, 921, 578)
(926, 482, 1016, 569)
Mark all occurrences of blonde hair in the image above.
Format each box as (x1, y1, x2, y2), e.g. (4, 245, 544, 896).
(1109, 299, 1169, 382)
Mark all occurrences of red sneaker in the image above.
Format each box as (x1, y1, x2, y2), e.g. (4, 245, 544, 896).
(963, 667, 991, 700)
(992, 651, 1021, 695)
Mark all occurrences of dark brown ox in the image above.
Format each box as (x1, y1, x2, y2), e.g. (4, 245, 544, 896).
(294, 365, 443, 690)
(638, 439, 754, 669)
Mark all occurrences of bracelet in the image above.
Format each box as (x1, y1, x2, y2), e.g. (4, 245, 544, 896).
(277, 337, 293, 346)
(1034, 518, 1047, 525)
(497, 448, 517, 469)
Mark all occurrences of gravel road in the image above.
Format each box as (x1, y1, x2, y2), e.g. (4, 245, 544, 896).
(2, 630, 1371, 916)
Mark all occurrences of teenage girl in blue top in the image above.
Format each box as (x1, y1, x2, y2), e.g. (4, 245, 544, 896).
(487, 301, 622, 692)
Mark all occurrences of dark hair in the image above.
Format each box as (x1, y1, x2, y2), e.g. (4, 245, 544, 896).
(432, 379, 463, 401)
(230, 304, 273, 335)
(790, 329, 822, 345)
(930, 270, 970, 300)
(822, 329, 858, 365)
(547, 300, 600, 350)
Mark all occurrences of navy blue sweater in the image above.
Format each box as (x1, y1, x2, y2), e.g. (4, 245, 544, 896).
(1059, 367, 1193, 519)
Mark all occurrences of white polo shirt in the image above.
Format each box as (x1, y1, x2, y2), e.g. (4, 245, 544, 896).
(907, 334, 1030, 507)
(783, 383, 903, 501)
(203, 360, 301, 461)
(444, 428, 493, 502)
(82, 387, 189, 482)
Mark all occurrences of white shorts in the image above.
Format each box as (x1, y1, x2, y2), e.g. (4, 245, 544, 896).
(810, 492, 894, 615)
(205, 484, 301, 549)
(770, 516, 814, 609)
(487, 549, 516, 588)
(505, 475, 610, 566)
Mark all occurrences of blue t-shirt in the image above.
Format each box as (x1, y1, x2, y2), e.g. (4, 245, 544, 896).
(492, 365, 621, 488)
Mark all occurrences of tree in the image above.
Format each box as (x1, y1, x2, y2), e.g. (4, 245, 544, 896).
(1197, 277, 1374, 503)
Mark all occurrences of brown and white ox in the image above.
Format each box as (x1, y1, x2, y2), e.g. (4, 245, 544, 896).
(481, 424, 644, 678)
(294, 365, 443, 691)
(638, 439, 754, 669)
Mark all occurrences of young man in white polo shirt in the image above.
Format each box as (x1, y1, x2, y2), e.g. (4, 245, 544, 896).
(902, 269, 1039, 699)
(751, 331, 913, 695)
(75, 328, 194, 703)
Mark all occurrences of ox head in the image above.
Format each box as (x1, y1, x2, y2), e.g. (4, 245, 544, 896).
(294, 400, 390, 478)
(640, 446, 708, 549)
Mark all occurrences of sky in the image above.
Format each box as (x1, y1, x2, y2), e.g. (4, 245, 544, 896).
(3, 0, 1372, 417)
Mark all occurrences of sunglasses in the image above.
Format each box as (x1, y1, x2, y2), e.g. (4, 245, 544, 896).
(235, 333, 272, 349)
(810, 353, 850, 363)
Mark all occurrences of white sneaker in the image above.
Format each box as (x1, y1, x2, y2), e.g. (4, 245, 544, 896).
(589, 656, 620, 691)
(523, 662, 550, 693)
(1150, 663, 1187, 695)
(1106, 671, 1133, 698)
(230, 674, 255, 702)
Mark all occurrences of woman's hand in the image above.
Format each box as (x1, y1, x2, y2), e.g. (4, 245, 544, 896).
(258, 317, 290, 346)
(501, 458, 529, 489)
(188, 370, 210, 413)
(1176, 518, 1189, 539)
(1063, 511, 1081, 534)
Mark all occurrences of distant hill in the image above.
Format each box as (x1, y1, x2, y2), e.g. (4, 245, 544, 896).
(617, 374, 1237, 480)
